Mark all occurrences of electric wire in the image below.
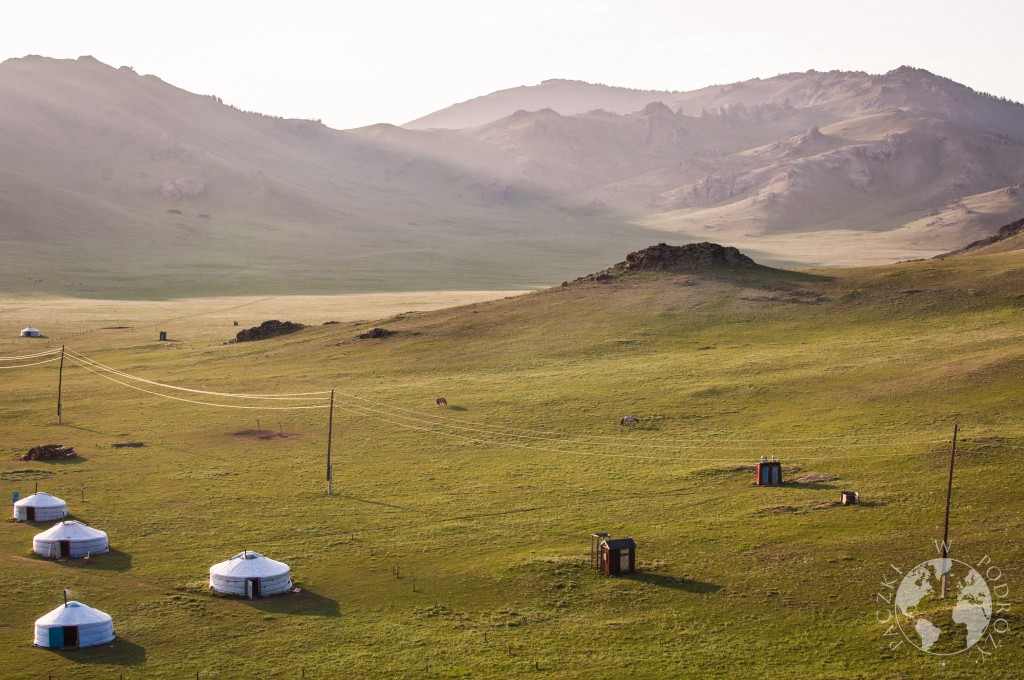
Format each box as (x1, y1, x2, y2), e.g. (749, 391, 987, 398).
(0, 356, 62, 369)
(332, 389, 950, 447)
(66, 356, 329, 411)
(0, 348, 62, 361)
(65, 348, 330, 400)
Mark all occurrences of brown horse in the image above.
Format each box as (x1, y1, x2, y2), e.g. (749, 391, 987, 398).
(436, 397, 448, 407)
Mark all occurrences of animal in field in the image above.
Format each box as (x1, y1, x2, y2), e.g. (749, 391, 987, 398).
(620, 415, 640, 426)
(436, 397, 448, 407)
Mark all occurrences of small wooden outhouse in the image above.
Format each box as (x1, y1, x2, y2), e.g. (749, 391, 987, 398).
(755, 458, 782, 486)
(599, 538, 636, 576)
(841, 491, 859, 505)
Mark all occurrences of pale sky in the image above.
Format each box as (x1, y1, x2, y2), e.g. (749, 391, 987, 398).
(3, 0, 1021, 130)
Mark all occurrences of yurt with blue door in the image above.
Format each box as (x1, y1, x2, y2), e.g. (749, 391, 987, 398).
(34, 599, 114, 649)
(13, 491, 67, 522)
(33, 520, 109, 559)
(209, 550, 292, 598)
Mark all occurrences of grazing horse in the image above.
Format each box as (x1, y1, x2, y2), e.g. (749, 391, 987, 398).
(620, 415, 640, 426)
(436, 397, 448, 407)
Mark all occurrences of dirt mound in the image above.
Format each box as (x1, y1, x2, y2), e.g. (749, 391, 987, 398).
(230, 320, 304, 343)
(937, 213, 1024, 257)
(22, 444, 77, 461)
(568, 242, 756, 284)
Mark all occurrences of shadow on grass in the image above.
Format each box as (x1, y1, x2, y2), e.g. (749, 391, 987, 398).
(237, 589, 341, 617)
(46, 549, 133, 572)
(629, 572, 722, 594)
(335, 494, 414, 512)
(785, 481, 839, 490)
(448, 405, 468, 412)
(52, 636, 146, 666)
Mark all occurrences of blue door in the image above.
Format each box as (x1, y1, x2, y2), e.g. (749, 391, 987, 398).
(48, 627, 63, 648)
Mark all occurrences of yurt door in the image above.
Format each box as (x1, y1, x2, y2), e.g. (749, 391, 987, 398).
(62, 626, 78, 648)
(26, 507, 35, 521)
(48, 627, 63, 648)
(59, 540, 71, 558)
(247, 578, 260, 599)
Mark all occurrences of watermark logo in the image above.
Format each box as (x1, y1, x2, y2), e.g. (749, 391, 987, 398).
(877, 542, 1011, 659)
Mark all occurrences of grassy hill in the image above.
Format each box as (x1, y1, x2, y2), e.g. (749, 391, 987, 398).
(1, 247, 1022, 677)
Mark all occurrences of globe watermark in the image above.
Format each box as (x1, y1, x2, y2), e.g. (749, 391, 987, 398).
(877, 542, 1011, 659)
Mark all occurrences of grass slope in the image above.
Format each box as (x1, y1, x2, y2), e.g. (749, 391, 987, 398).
(1, 253, 1023, 678)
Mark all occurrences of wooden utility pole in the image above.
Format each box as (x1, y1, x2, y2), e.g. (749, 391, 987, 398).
(940, 421, 958, 599)
(326, 389, 335, 496)
(56, 345, 65, 425)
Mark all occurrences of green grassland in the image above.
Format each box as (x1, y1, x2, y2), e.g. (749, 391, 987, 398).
(1, 251, 1023, 678)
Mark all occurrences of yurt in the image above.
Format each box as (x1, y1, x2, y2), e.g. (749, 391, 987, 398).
(13, 491, 67, 522)
(20, 326, 41, 337)
(34, 600, 114, 649)
(209, 550, 292, 598)
(33, 520, 109, 560)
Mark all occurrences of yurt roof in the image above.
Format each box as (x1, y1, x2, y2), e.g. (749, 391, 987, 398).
(21, 326, 40, 332)
(35, 601, 112, 627)
(14, 491, 66, 508)
(34, 520, 107, 542)
(210, 551, 289, 578)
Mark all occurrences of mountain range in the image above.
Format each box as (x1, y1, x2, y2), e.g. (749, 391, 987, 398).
(1, 56, 1023, 297)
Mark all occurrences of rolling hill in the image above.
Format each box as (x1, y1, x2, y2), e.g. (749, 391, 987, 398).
(1, 243, 1022, 676)
(2, 56, 1024, 297)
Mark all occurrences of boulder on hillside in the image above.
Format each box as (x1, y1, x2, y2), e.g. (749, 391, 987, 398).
(230, 320, 304, 343)
(568, 242, 756, 284)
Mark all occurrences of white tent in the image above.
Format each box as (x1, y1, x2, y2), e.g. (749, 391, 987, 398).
(209, 550, 292, 598)
(20, 326, 41, 337)
(33, 520, 109, 559)
(34, 600, 114, 649)
(13, 491, 67, 522)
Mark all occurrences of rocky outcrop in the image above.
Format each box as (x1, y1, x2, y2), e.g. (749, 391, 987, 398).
(230, 320, 304, 343)
(937, 214, 1024, 257)
(568, 242, 756, 284)
(160, 178, 204, 200)
(357, 327, 395, 339)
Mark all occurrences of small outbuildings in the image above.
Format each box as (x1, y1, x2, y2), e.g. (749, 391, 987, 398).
(591, 533, 636, 576)
(755, 456, 783, 486)
(209, 550, 292, 598)
(34, 600, 114, 649)
(20, 326, 42, 337)
(841, 490, 860, 505)
(13, 491, 67, 522)
(32, 520, 109, 559)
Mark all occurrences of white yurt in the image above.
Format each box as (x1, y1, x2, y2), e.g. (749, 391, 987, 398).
(209, 550, 292, 598)
(20, 326, 42, 337)
(13, 491, 68, 522)
(34, 600, 114, 649)
(33, 520, 109, 560)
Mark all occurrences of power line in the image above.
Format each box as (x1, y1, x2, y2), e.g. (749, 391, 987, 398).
(65, 348, 331, 400)
(0, 356, 62, 369)
(65, 356, 329, 411)
(0, 348, 63, 361)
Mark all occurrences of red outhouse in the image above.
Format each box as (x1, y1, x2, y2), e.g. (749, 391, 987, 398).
(599, 538, 636, 576)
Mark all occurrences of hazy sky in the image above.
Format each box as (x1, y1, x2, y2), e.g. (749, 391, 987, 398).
(3, 1, 1021, 130)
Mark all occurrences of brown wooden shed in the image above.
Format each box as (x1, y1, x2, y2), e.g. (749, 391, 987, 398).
(599, 538, 636, 576)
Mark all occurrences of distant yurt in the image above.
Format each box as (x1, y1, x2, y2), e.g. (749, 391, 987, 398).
(209, 550, 292, 598)
(34, 600, 114, 649)
(33, 520, 109, 560)
(13, 491, 67, 522)
(20, 326, 41, 337)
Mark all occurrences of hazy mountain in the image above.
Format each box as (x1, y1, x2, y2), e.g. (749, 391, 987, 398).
(2, 56, 1023, 297)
